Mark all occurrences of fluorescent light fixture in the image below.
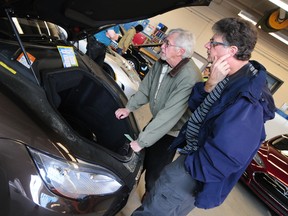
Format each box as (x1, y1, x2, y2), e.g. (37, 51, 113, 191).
(238, 10, 257, 25)
(12, 17, 24, 34)
(269, 0, 288, 12)
(269, 32, 288, 45)
(238, 10, 288, 46)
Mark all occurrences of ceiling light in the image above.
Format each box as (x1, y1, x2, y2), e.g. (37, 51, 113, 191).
(238, 10, 288, 46)
(269, 32, 288, 45)
(238, 10, 257, 25)
(269, 0, 288, 12)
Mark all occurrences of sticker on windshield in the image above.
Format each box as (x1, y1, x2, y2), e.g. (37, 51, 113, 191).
(17, 52, 36, 68)
(57, 46, 79, 68)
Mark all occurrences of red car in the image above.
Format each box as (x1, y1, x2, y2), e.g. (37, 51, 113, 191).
(241, 134, 288, 216)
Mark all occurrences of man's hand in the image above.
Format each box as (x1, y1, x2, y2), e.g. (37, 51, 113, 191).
(115, 108, 130, 119)
(205, 54, 231, 92)
(130, 140, 143, 152)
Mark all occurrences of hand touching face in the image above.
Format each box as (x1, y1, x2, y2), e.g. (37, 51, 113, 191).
(204, 54, 231, 92)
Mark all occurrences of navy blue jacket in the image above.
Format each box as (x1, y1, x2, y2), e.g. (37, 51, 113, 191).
(170, 61, 276, 209)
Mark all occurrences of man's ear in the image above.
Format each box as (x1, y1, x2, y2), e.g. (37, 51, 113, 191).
(178, 48, 185, 56)
(229, 45, 238, 56)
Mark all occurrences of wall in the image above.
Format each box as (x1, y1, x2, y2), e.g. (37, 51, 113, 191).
(148, 3, 288, 110)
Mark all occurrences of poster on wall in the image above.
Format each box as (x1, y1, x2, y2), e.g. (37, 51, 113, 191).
(122, 20, 150, 31)
(143, 24, 156, 36)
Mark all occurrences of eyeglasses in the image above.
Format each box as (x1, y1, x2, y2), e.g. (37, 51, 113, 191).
(209, 39, 229, 48)
(162, 39, 179, 48)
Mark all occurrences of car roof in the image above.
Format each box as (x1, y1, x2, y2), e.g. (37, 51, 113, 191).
(0, 0, 211, 39)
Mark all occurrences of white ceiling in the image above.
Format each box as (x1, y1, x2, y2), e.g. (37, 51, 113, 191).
(230, 0, 279, 16)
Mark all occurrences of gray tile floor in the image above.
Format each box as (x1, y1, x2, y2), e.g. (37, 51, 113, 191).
(116, 105, 272, 216)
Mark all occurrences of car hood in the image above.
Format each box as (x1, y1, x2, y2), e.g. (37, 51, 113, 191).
(0, 0, 211, 39)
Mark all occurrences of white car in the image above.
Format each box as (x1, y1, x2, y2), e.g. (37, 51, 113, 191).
(265, 111, 288, 140)
(74, 39, 141, 99)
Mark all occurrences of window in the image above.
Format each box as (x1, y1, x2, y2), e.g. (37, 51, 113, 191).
(192, 52, 208, 72)
(266, 72, 283, 94)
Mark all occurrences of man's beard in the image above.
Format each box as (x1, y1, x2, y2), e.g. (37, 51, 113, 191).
(160, 52, 167, 61)
(160, 56, 166, 61)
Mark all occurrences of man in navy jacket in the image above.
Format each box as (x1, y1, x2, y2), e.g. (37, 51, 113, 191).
(132, 17, 276, 216)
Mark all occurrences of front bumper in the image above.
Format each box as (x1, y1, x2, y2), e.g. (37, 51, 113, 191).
(241, 169, 288, 216)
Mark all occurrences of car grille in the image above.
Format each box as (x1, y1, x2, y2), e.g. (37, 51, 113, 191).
(252, 172, 288, 215)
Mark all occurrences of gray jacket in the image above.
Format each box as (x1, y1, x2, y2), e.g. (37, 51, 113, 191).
(126, 58, 203, 148)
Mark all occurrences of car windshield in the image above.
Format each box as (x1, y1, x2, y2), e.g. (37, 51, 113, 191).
(272, 136, 288, 157)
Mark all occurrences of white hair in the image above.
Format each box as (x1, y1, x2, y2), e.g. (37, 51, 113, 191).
(166, 28, 196, 58)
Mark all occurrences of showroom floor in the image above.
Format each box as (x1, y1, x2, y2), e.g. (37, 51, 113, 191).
(116, 105, 273, 216)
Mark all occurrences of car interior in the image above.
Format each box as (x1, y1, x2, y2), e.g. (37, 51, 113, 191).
(43, 67, 132, 155)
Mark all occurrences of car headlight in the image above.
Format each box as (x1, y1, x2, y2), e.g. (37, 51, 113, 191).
(28, 147, 122, 199)
(253, 152, 265, 168)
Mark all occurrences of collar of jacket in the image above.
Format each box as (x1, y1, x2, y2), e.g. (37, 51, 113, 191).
(210, 60, 275, 120)
(160, 58, 190, 77)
